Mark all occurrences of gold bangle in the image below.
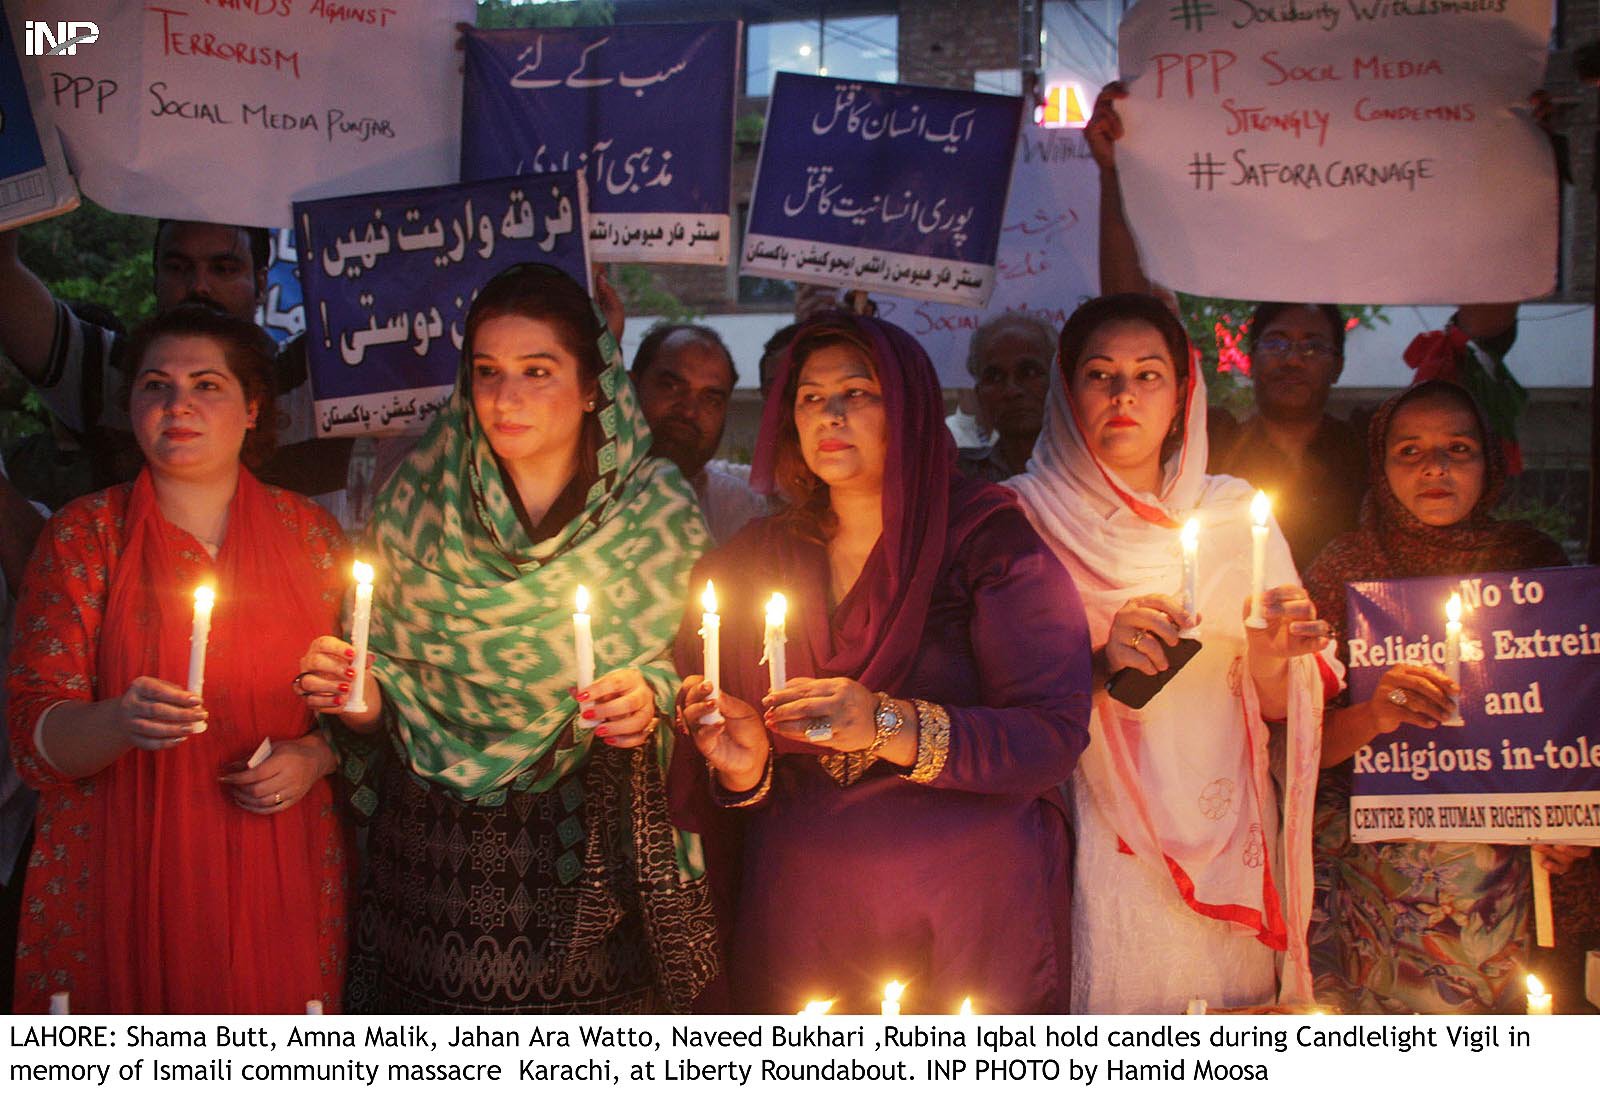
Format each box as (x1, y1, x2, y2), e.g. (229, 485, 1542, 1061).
(709, 753, 772, 809)
(906, 699, 951, 784)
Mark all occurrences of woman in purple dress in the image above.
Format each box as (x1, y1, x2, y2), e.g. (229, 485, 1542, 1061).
(668, 313, 1092, 1014)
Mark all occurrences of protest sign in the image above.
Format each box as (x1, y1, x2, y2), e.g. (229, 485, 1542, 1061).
(461, 22, 735, 266)
(24, 0, 470, 228)
(295, 172, 589, 438)
(872, 123, 1098, 384)
(1114, 0, 1556, 304)
(1345, 567, 1600, 844)
(742, 72, 1023, 309)
(0, 0, 77, 230)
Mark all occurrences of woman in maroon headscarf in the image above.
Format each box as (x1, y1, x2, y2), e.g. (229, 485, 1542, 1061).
(668, 312, 1092, 1014)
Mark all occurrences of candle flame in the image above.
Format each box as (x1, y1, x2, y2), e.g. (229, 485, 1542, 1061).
(766, 592, 787, 627)
(1446, 592, 1462, 624)
(1250, 490, 1271, 527)
(1180, 517, 1199, 552)
(798, 1000, 834, 1015)
(575, 584, 590, 614)
(352, 560, 374, 585)
(883, 980, 906, 1004)
(701, 579, 718, 615)
(193, 585, 215, 611)
(1527, 974, 1546, 996)
(958, 997, 974, 1015)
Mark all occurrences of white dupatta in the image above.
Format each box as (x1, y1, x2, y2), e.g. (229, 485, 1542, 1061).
(1008, 359, 1338, 1005)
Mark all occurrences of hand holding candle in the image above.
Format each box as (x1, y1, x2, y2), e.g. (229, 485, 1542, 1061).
(762, 593, 788, 692)
(699, 581, 722, 726)
(342, 561, 375, 714)
(187, 585, 214, 731)
(1246, 492, 1270, 629)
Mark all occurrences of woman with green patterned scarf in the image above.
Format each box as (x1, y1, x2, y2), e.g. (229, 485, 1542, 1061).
(296, 264, 717, 1012)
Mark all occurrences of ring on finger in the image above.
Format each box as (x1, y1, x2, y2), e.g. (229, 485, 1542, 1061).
(1387, 688, 1409, 707)
(1128, 629, 1148, 651)
(274, 792, 283, 805)
(291, 670, 316, 696)
(804, 717, 834, 743)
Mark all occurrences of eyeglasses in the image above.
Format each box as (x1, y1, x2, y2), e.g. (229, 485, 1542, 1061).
(1255, 335, 1337, 361)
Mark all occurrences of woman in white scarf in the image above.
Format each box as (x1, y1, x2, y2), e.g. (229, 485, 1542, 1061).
(1008, 294, 1341, 1013)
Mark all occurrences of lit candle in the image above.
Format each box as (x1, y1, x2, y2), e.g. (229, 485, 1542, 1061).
(1179, 517, 1200, 638)
(958, 997, 974, 1015)
(1245, 492, 1270, 629)
(763, 593, 788, 692)
(1526, 973, 1553, 1015)
(48, 991, 69, 1015)
(574, 585, 596, 729)
(343, 561, 375, 713)
(1442, 592, 1465, 727)
(699, 581, 722, 725)
(798, 1000, 834, 1015)
(1532, 850, 1554, 949)
(188, 585, 214, 731)
(881, 980, 905, 1016)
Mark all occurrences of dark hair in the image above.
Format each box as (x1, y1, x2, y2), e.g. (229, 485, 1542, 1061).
(1247, 301, 1346, 357)
(630, 322, 736, 388)
(966, 311, 1057, 380)
(769, 317, 882, 542)
(122, 303, 279, 468)
(153, 220, 272, 274)
(1385, 379, 1487, 447)
(759, 321, 801, 397)
(463, 263, 607, 485)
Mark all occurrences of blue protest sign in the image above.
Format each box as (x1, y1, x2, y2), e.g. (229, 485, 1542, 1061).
(295, 172, 589, 437)
(1346, 566, 1600, 844)
(0, 0, 78, 230)
(461, 22, 735, 266)
(741, 72, 1023, 308)
(260, 229, 306, 346)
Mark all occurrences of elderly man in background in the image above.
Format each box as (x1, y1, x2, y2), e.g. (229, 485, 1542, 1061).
(956, 312, 1056, 483)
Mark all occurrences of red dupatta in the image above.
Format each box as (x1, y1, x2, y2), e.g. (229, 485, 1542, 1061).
(90, 468, 345, 1012)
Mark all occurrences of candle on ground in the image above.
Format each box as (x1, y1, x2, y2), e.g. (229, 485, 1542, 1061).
(343, 561, 375, 713)
(1526, 973, 1553, 1015)
(763, 593, 788, 692)
(1179, 518, 1200, 638)
(699, 581, 722, 725)
(574, 585, 597, 728)
(1245, 492, 1270, 629)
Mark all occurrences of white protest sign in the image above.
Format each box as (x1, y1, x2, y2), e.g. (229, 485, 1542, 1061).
(24, 0, 470, 228)
(1115, 0, 1556, 304)
(873, 123, 1099, 385)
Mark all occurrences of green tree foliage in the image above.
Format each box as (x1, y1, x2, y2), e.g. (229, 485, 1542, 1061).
(476, 0, 614, 29)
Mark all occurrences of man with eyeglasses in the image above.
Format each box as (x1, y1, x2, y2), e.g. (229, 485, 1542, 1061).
(1086, 82, 1518, 570)
(957, 312, 1057, 484)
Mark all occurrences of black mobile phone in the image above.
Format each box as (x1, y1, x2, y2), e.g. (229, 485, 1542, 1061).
(1105, 637, 1203, 709)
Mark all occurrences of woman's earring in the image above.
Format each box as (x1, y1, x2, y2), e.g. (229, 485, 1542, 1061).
(585, 400, 596, 412)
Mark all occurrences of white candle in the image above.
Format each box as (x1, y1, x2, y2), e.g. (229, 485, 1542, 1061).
(1532, 850, 1555, 949)
(1443, 592, 1465, 726)
(48, 991, 69, 1015)
(1246, 492, 1270, 629)
(342, 561, 374, 713)
(881, 980, 905, 1016)
(187, 585, 214, 732)
(699, 581, 721, 725)
(1179, 518, 1200, 638)
(305, 999, 324, 1015)
(1526, 973, 1553, 1015)
(763, 593, 788, 692)
(574, 585, 597, 729)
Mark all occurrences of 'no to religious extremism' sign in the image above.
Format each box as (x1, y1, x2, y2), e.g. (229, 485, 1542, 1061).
(296, 173, 590, 438)
(461, 22, 736, 266)
(742, 72, 1024, 310)
(1113, 0, 1557, 304)
(1346, 567, 1600, 845)
(23, 0, 472, 228)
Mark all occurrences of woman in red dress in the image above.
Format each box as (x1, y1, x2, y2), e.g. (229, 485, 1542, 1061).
(7, 305, 348, 1013)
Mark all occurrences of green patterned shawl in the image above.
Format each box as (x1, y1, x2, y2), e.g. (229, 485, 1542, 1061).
(363, 319, 711, 869)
